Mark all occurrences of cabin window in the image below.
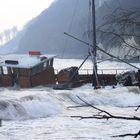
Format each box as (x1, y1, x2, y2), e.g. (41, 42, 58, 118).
(46, 61, 49, 67)
(0, 67, 3, 75)
(43, 62, 47, 69)
(46, 58, 53, 68)
(3, 67, 8, 75)
(50, 58, 53, 67)
(31, 63, 44, 75)
(43, 61, 52, 70)
(12, 68, 19, 75)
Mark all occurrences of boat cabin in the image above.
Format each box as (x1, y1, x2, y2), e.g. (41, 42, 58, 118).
(57, 67, 79, 83)
(0, 53, 56, 88)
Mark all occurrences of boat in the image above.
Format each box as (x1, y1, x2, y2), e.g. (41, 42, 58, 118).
(0, 52, 139, 89)
(0, 52, 56, 88)
(0, 52, 84, 89)
(54, 66, 84, 89)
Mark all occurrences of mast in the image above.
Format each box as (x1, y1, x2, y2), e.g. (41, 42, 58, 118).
(91, 0, 99, 88)
(92, 0, 96, 59)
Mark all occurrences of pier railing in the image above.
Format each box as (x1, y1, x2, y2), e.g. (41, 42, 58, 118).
(55, 68, 131, 75)
(79, 68, 131, 75)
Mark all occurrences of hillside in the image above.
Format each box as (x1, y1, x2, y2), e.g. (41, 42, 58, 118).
(0, 0, 90, 58)
(0, 0, 139, 59)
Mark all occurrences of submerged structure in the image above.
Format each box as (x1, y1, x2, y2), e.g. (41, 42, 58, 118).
(0, 52, 83, 89)
(0, 52, 139, 89)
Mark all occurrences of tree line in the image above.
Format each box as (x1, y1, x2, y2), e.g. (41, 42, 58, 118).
(0, 26, 18, 45)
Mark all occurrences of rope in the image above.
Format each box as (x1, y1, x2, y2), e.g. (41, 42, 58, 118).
(64, 32, 140, 70)
(60, 0, 80, 60)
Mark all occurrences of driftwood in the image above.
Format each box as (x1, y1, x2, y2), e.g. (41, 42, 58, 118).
(136, 105, 140, 111)
(68, 104, 140, 111)
(67, 105, 89, 109)
(113, 131, 140, 138)
(128, 105, 140, 111)
(71, 96, 140, 121)
(70, 96, 140, 138)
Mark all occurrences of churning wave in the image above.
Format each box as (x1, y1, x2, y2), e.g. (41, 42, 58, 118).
(54, 84, 140, 108)
(0, 84, 140, 120)
(0, 94, 61, 120)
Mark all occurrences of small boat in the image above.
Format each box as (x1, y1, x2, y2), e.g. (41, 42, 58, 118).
(0, 52, 86, 89)
(54, 66, 84, 89)
(0, 52, 56, 88)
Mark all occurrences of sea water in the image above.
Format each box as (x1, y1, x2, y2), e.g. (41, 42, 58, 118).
(0, 59, 139, 140)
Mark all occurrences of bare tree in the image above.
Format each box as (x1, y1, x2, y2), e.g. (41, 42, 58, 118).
(0, 33, 3, 44)
(11, 26, 18, 37)
(3, 29, 11, 42)
(0, 26, 18, 44)
(70, 96, 140, 138)
(97, 8, 140, 59)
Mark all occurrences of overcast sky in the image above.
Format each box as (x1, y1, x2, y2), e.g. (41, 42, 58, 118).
(0, 0, 54, 32)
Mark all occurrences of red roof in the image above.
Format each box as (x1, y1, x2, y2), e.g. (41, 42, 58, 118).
(29, 51, 41, 55)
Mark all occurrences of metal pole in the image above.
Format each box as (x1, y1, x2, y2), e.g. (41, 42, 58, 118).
(92, 0, 96, 59)
(91, 0, 99, 88)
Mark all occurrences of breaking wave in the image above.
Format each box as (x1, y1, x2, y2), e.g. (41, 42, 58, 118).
(0, 94, 61, 120)
(0, 84, 140, 120)
(54, 85, 140, 107)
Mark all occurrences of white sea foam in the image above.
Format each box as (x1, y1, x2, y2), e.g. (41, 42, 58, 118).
(0, 93, 61, 120)
(57, 84, 140, 107)
(0, 59, 139, 140)
(0, 84, 139, 121)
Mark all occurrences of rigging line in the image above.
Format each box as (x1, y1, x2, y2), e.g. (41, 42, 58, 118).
(64, 32, 140, 70)
(56, 55, 90, 86)
(118, 0, 122, 9)
(69, 54, 90, 82)
(60, 0, 80, 60)
(104, 1, 111, 9)
(97, 58, 113, 63)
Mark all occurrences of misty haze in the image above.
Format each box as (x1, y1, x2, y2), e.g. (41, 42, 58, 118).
(0, 0, 139, 59)
(0, 0, 139, 139)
